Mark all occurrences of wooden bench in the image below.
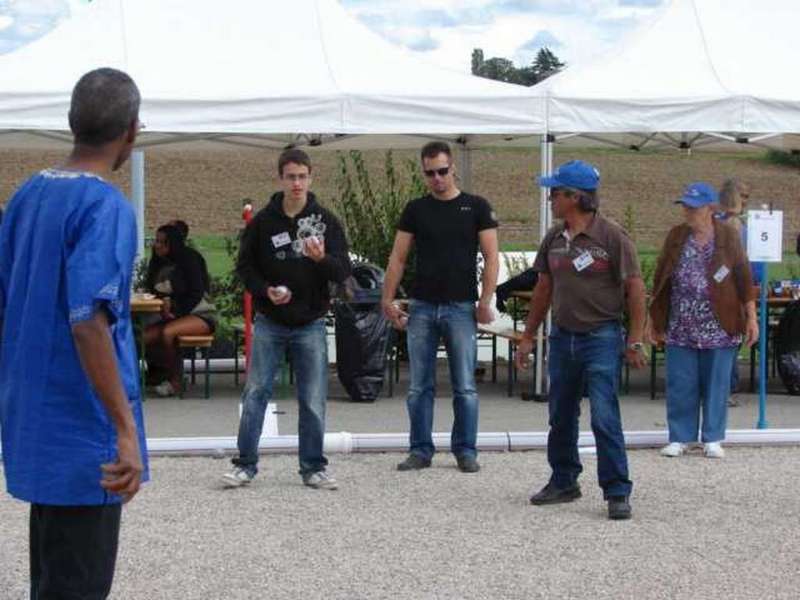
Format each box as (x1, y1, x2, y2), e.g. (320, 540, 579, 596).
(476, 324, 542, 397)
(177, 335, 214, 398)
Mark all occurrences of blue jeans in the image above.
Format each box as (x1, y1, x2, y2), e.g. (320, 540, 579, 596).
(233, 315, 328, 476)
(406, 300, 478, 460)
(730, 345, 741, 392)
(665, 345, 737, 443)
(547, 322, 632, 499)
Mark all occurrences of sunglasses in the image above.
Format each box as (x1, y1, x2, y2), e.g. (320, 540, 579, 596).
(423, 166, 450, 178)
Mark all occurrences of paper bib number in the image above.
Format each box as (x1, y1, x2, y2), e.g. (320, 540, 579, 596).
(747, 210, 783, 263)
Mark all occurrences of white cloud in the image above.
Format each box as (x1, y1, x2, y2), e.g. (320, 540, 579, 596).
(340, 0, 666, 73)
(0, 0, 71, 54)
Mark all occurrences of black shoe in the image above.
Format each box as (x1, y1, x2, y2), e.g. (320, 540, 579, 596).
(607, 495, 632, 520)
(529, 482, 582, 505)
(397, 454, 432, 471)
(456, 455, 480, 473)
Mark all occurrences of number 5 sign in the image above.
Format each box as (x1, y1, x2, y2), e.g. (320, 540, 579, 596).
(747, 210, 783, 262)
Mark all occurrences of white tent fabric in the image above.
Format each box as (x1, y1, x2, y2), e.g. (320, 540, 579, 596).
(530, 0, 800, 135)
(0, 0, 543, 137)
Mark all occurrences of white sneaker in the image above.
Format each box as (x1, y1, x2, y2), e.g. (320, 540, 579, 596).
(154, 381, 176, 398)
(660, 442, 687, 457)
(302, 471, 338, 490)
(221, 466, 254, 487)
(704, 442, 725, 459)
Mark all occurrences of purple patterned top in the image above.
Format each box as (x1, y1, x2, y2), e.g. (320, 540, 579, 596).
(666, 235, 741, 349)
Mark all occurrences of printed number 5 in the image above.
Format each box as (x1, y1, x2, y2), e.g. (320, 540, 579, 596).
(761, 232, 769, 242)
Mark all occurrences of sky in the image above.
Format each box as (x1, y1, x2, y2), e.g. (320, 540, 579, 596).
(340, 0, 668, 73)
(0, 0, 668, 72)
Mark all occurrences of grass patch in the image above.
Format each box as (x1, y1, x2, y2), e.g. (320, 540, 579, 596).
(186, 234, 800, 282)
(192, 235, 234, 278)
(500, 241, 538, 252)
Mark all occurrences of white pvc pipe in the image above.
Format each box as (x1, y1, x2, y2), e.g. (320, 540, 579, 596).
(5, 429, 798, 459)
(138, 428, 800, 457)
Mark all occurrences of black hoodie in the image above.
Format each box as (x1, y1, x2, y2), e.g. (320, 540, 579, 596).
(237, 192, 351, 326)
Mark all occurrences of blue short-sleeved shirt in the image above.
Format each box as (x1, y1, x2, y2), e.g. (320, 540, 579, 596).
(0, 169, 149, 506)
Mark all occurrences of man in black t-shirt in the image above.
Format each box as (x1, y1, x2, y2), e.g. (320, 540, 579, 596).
(382, 141, 499, 473)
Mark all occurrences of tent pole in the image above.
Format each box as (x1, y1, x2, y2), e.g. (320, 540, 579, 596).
(131, 150, 146, 262)
(534, 134, 554, 397)
(543, 135, 554, 391)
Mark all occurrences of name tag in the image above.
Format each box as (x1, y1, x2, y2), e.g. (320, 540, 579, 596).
(573, 252, 595, 272)
(272, 232, 292, 248)
(713, 265, 730, 283)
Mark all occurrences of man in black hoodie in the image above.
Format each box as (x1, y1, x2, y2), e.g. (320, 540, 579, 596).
(223, 148, 350, 490)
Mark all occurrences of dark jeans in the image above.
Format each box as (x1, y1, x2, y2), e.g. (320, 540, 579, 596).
(547, 322, 633, 499)
(30, 503, 122, 600)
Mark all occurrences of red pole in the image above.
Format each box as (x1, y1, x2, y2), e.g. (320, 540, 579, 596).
(242, 203, 254, 371)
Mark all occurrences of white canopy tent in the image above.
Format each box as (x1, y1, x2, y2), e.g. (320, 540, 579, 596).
(0, 0, 542, 138)
(531, 0, 800, 139)
(0, 0, 548, 260)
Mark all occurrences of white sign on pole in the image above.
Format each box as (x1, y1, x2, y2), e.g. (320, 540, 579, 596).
(747, 210, 783, 262)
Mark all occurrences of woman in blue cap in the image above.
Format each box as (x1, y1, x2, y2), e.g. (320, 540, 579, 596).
(647, 182, 758, 459)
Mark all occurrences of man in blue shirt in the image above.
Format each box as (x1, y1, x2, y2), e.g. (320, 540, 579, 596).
(0, 68, 147, 599)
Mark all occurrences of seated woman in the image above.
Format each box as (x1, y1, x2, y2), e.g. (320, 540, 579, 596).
(144, 224, 215, 397)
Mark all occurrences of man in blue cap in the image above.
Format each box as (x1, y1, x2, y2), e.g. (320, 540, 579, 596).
(515, 160, 647, 520)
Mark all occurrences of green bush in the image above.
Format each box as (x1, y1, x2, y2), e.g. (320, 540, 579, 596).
(764, 149, 800, 169)
(208, 235, 245, 343)
(330, 150, 426, 293)
(639, 254, 656, 291)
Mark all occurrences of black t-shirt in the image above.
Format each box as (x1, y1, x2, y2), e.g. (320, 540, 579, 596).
(397, 192, 498, 302)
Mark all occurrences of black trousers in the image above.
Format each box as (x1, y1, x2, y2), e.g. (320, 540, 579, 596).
(30, 503, 122, 600)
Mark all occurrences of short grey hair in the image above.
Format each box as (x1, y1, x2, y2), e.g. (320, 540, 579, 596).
(69, 68, 140, 147)
(562, 186, 599, 212)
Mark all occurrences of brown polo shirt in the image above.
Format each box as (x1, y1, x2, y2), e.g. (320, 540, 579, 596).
(533, 213, 641, 333)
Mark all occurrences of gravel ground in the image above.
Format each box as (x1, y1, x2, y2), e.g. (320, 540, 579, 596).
(2, 447, 799, 600)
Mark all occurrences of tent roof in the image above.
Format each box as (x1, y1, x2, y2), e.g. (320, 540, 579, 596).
(531, 0, 800, 135)
(0, 0, 542, 138)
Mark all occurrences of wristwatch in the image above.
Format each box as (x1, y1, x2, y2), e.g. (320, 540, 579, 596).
(627, 341, 644, 352)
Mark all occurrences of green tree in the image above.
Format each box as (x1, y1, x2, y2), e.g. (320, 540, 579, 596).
(471, 48, 484, 75)
(477, 57, 517, 83)
(531, 47, 565, 81)
(471, 47, 565, 86)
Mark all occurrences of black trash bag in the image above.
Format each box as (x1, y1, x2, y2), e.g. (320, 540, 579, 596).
(334, 264, 393, 402)
(776, 299, 800, 395)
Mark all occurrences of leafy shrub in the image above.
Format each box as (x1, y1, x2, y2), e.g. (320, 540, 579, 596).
(330, 150, 426, 293)
(765, 149, 800, 169)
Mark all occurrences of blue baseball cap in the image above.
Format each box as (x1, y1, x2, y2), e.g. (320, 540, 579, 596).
(538, 160, 600, 191)
(676, 182, 718, 208)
